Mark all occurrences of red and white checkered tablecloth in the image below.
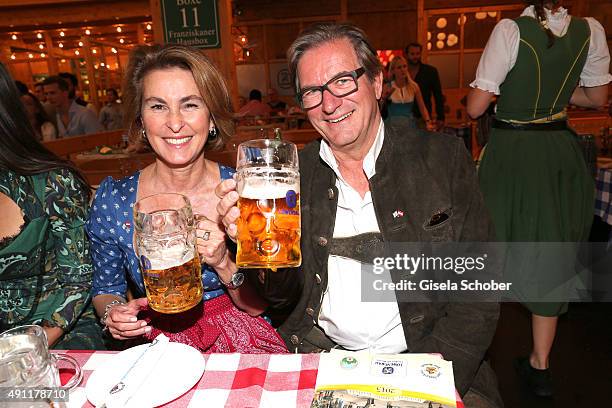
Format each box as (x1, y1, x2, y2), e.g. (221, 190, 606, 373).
(58, 350, 464, 408)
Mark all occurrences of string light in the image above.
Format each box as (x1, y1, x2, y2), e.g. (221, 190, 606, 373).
(60, 59, 66, 63)
(92, 49, 97, 54)
(116, 26, 122, 33)
(78, 41, 83, 47)
(28, 53, 33, 59)
(11, 34, 17, 40)
(119, 38, 124, 44)
(240, 36, 246, 43)
(111, 47, 117, 53)
(58, 42, 64, 48)
(37, 33, 43, 39)
(40, 53, 46, 58)
(146, 23, 152, 30)
(38, 44, 44, 49)
(59, 31, 65, 37)
(100, 62, 105, 67)
(475, 12, 487, 20)
(10, 54, 16, 60)
(74, 50, 80, 55)
(85, 29, 91, 35)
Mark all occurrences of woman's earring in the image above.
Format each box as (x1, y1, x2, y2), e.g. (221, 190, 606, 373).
(208, 126, 218, 140)
(141, 128, 147, 140)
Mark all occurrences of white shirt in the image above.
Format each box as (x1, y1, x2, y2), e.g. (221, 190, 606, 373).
(317, 120, 408, 353)
(470, 6, 612, 94)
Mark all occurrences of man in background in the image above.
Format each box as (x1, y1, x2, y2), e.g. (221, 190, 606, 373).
(42, 76, 102, 137)
(405, 42, 445, 129)
(238, 89, 271, 118)
(99, 88, 124, 131)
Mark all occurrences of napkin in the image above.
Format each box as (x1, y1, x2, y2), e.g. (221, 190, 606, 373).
(103, 334, 170, 408)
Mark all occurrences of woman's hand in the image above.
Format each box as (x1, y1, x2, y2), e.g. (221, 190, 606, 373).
(103, 298, 150, 340)
(195, 214, 229, 268)
(215, 178, 240, 242)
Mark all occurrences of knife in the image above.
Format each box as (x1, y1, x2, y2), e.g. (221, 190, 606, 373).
(102, 334, 169, 407)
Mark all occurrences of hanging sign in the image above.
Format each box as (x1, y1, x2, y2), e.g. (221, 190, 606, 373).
(161, 0, 221, 48)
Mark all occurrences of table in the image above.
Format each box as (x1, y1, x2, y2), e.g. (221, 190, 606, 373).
(58, 351, 465, 408)
(595, 168, 612, 227)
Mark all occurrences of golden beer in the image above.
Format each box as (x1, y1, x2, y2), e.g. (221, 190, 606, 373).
(236, 167, 301, 268)
(134, 193, 203, 314)
(142, 255, 203, 313)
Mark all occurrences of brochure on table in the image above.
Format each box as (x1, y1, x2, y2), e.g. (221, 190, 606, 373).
(311, 349, 457, 408)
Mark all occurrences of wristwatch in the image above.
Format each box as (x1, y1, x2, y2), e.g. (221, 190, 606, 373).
(221, 271, 244, 290)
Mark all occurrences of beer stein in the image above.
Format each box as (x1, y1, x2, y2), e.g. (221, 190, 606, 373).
(0, 325, 82, 391)
(236, 139, 301, 268)
(134, 193, 203, 314)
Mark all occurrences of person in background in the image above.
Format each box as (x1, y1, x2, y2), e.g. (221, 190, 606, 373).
(218, 23, 502, 407)
(467, 0, 611, 397)
(98, 88, 124, 131)
(87, 44, 287, 354)
(0, 62, 106, 349)
(405, 42, 445, 129)
(267, 87, 287, 115)
(237, 89, 271, 118)
(383, 55, 434, 130)
(42, 76, 103, 137)
(58, 72, 89, 109)
(34, 82, 46, 103)
(20, 92, 57, 141)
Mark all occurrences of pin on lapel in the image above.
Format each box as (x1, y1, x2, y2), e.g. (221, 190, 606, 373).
(392, 210, 405, 219)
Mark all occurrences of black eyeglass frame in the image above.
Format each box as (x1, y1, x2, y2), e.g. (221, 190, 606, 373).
(296, 67, 366, 110)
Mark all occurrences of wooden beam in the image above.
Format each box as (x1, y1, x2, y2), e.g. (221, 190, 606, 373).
(43, 32, 58, 74)
(149, 0, 164, 44)
(0, 1, 150, 32)
(82, 37, 99, 110)
(417, 0, 425, 51)
(0, 0, 93, 7)
(340, 0, 348, 21)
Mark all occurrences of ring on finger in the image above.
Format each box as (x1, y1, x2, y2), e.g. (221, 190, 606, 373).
(202, 231, 211, 241)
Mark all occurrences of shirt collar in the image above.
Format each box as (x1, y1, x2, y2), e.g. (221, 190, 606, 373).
(521, 5, 569, 24)
(319, 119, 385, 181)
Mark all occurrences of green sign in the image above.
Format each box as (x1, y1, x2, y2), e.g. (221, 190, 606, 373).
(161, 0, 221, 48)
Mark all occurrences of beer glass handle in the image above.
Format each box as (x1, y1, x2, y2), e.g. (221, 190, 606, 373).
(54, 353, 83, 390)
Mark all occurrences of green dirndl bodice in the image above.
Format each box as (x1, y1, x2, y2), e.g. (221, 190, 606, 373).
(0, 170, 106, 349)
(478, 16, 595, 316)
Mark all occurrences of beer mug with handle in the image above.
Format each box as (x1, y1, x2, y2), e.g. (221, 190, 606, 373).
(0, 325, 83, 395)
(134, 193, 203, 314)
(236, 139, 301, 268)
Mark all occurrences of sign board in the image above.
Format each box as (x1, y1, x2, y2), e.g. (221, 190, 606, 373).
(161, 0, 220, 48)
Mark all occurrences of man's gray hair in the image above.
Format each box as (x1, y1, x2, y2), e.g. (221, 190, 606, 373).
(287, 23, 382, 94)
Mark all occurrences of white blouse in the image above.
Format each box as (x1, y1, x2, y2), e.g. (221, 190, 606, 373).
(470, 6, 612, 95)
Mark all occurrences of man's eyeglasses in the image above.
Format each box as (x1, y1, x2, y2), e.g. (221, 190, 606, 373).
(297, 67, 366, 110)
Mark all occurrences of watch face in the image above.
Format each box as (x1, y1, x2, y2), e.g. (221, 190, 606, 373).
(232, 272, 245, 287)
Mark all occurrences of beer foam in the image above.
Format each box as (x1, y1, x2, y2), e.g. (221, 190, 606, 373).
(148, 247, 194, 270)
(240, 179, 299, 200)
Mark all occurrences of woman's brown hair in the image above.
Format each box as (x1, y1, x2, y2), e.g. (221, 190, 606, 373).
(122, 44, 234, 150)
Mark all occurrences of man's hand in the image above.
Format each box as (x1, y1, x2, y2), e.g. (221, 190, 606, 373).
(215, 178, 240, 241)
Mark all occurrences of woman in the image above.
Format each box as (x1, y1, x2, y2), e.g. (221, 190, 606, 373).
(384, 55, 434, 131)
(20, 92, 57, 141)
(0, 62, 105, 349)
(86, 44, 287, 353)
(467, 0, 610, 397)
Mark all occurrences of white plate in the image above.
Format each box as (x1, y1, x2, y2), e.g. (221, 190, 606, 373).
(86, 342, 205, 407)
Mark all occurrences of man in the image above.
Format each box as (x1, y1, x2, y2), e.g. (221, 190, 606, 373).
(218, 23, 502, 407)
(58, 72, 89, 108)
(238, 89, 271, 118)
(405, 42, 445, 128)
(42, 76, 102, 137)
(98, 88, 123, 130)
(267, 87, 287, 114)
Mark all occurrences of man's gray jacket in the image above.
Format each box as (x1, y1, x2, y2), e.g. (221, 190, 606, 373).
(252, 123, 502, 405)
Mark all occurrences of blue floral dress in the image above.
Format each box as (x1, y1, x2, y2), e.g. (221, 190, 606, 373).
(86, 165, 234, 300)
